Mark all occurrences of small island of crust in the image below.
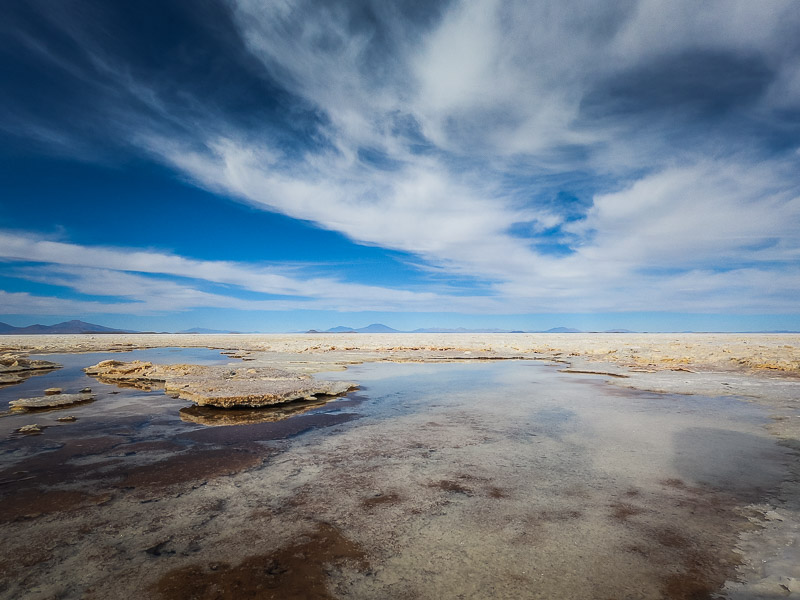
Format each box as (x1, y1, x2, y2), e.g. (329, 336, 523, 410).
(84, 359, 357, 408)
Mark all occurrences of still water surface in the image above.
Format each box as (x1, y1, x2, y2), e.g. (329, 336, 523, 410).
(0, 352, 791, 599)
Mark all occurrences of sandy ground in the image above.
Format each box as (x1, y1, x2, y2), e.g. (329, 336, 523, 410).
(1, 333, 799, 599)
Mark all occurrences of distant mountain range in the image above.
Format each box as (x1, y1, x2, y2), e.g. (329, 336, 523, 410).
(177, 327, 245, 334)
(0, 321, 634, 335)
(0, 321, 259, 335)
(0, 320, 135, 334)
(312, 323, 402, 333)
(307, 324, 638, 334)
(5, 320, 791, 336)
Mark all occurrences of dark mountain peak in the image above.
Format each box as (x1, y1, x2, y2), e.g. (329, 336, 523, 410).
(0, 320, 136, 334)
(356, 323, 399, 333)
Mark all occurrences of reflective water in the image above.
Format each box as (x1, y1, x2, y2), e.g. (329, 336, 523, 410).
(0, 348, 357, 439)
(0, 356, 792, 600)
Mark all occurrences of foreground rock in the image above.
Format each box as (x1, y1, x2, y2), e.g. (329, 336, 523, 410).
(0, 353, 61, 385)
(10, 392, 95, 411)
(84, 360, 357, 408)
(15, 424, 43, 434)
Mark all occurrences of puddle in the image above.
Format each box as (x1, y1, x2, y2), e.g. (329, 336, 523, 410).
(0, 359, 793, 599)
(0, 347, 231, 409)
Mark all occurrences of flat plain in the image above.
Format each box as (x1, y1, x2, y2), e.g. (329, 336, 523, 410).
(1, 333, 798, 599)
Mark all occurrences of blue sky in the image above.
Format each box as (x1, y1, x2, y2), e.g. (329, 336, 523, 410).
(1, 0, 799, 332)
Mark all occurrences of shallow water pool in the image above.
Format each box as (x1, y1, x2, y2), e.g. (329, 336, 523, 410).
(0, 357, 792, 600)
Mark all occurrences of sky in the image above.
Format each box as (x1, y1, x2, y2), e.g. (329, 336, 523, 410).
(1, 0, 800, 332)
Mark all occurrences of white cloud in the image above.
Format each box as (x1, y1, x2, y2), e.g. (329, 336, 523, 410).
(153, 136, 543, 276)
(0, 231, 507, 314)
(0, 290, 138, 316)
(4, 1, 800, 318)
(568, 161, 800, 268)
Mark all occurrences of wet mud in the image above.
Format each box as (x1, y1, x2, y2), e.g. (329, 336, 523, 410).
(116, 447, 267, 491)
(0, 437, 269, 522)
(154, 522, 368, 600)
(0, 489, 111, 523)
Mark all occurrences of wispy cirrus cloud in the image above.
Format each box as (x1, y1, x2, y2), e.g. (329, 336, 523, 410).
(1, 0, 799, 322)
(0, 231, 506, 315)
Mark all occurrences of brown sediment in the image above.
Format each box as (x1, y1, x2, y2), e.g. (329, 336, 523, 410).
(662, 568, 718, 600)
(153, 522, 368, 600)
(0, 489, 111, 523)
(116, 447, 266, 490)
(0, 436, 126, 521)
(429, 479, 474, 495)
(361, 492, 402, 509)
(661, 477, 688, 489)
(0, 435, 129, 487)
(610, 501, 646, 522)
(118, 440, 185, 454)
(656, 528, 740, 600)
(487, 486, 508, 499)
(655, 527, 692, 550)
(0, 435, 265, 502)
(613, 482, 750, 600)
(0, 543, 53, 572)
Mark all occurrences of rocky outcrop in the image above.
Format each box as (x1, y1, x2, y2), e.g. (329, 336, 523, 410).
(10, 391, 95, 410)
(15, 424, 43, 434)
(84, 360, 357, 408)
(0, 353, 61, 385)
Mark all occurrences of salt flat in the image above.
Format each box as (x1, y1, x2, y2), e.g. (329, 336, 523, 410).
(0, 334, 798, 599)
(3, 332, 798, 373)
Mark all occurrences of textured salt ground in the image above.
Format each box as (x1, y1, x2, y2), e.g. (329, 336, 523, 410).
(82, 360, 357, 408)
(2, 332, 798, 375)
(1, 359, 797, 599)
(0, 354, 61, 387)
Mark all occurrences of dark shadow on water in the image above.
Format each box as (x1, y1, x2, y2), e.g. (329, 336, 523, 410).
(180, 412, 361, 445)
(180, 398, 337, 427)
